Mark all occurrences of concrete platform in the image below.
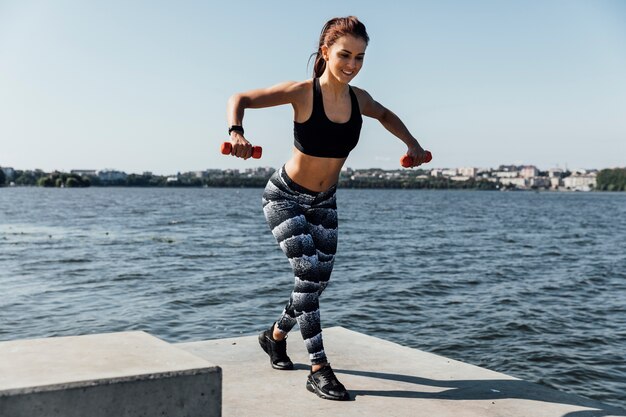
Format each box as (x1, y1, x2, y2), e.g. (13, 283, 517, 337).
(178, 326, 625, 417)
(0, 331, 221, 417)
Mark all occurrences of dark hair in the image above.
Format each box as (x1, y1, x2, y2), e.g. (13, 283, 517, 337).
(309, 16, 369, 78)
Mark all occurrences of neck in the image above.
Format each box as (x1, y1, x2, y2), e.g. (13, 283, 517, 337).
(319, 72, 349, 98)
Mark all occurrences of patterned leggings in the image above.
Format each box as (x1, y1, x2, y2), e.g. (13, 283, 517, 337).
(262, 166, 338, 365)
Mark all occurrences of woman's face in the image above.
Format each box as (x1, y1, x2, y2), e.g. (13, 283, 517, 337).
(322, 35, 367, 83)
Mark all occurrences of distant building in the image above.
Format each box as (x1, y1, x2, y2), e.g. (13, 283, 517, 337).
(458, 167, 477, 178)
(477, 169, 492, 179)
(520, 166, 539, 179)
(223, 169, 240, 177)
(548, 168, 564, 178)
(71, 170, 97, 176)
(244, 167, 275, 177)
(550, 177, 562, 189)
(500, 177, 527, 188)
(563, 174, 596, 191)
(204, 169, 222, 178)
(441, 168, 458, 177)
(529, 177, 550, 188)
(498, 165, 518, 172)
(97, 169, 128, 182)
(494, 171, 518, 178)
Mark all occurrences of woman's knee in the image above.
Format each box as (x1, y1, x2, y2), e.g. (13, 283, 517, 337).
(280, 232, 316, 260)
(291, 290, 320, 315)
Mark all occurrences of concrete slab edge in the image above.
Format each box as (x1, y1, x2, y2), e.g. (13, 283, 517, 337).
(0, 366, 222, 397)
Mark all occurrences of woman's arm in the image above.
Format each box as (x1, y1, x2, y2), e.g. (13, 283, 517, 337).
(226, 81, 305, 159)
(353, 87, 429, 167)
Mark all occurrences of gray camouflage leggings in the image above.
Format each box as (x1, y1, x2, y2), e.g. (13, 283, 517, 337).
(262, 166, 338, 365)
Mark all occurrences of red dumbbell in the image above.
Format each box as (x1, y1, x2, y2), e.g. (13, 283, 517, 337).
(400, 150, 432, 168)
(221, 142, 263, 159)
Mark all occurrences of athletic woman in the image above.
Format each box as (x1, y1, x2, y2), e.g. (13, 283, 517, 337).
(225, 16, 429, 401)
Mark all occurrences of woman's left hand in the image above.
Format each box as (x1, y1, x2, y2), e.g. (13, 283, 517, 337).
(407, 145, 428, 168)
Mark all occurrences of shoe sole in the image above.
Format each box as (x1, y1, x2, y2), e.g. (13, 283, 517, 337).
(258, 332, 293, 370)
(306, 379, 350, 401)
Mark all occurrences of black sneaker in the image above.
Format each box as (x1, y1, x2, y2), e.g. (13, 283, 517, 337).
(258, 325, 293, 370)
(306, 365, 350, 401)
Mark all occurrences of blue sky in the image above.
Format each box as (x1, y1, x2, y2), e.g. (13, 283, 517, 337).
(1, 0, 625, 174)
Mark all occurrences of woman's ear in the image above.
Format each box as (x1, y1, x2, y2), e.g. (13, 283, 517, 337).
(321, 44, 329, 61)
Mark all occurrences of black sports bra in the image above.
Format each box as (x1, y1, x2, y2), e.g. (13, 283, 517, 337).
(293, 78, 362, 158)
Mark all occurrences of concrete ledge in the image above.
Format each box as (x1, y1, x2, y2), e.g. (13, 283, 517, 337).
(0, 331, 221, 417)
(178, 326, 625, 417)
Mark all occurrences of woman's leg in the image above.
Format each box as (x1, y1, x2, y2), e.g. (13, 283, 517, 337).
(262, 174, 328, 365)
(302, 189, 349, 401)
(305, 190, 338, 298)
(262, 174, 349, 400)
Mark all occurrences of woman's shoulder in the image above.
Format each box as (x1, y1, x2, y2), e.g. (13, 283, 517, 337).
(349, 85, 375, 112)
(349, 84, 372, 99)
(281, 79, 315, 107)
(285, 79, 314, 93)
(267, 79, 312, 99)
(274, 79, 313, 90)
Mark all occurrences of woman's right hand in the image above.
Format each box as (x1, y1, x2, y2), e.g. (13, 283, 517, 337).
(229, 132, 253, 159)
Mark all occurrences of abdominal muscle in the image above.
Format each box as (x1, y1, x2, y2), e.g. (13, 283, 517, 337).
(284, 147, 346, 192)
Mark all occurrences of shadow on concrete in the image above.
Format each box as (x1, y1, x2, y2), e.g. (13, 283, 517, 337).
(336, 369, 626, 417)
(292, 363, 311, 371)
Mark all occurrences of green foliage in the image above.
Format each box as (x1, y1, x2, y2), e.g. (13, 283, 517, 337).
(0, 168, 5, 186)
(38, 176, 55, 187)
(126, 174, 152, 187)
(65, 177, 80, 187)
(36, 172, 91, 188)
(87, 175, 101, 186)
(16, 170, 46, 186)
(596, 168, 626, 191)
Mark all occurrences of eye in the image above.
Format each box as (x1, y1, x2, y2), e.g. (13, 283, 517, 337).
(356, 56, 364, 61)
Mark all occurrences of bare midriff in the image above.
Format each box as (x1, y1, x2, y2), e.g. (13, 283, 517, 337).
(284, 147, 347, 193)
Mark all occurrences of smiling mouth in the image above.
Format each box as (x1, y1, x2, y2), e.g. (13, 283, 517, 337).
(342, 70, 354, 76)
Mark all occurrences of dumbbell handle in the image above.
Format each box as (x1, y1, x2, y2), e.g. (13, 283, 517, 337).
(401, 150, 432, 168)
(221, 142, 262, 159)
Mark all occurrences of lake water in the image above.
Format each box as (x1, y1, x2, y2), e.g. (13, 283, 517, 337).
(1, 187, 625, 408)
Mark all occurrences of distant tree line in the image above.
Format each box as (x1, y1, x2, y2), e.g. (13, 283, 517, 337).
(91, 174, 204, 187)
(339, 177, 497, 190)
(1, 169, 497, 190)
(596, 168, 626, 191)
(0, 170, 289, 188)
(203, 177, 270, 187)
(37, 172, 91, 188)
(2, 167, 623, 191)
(1, 169, 48, 186)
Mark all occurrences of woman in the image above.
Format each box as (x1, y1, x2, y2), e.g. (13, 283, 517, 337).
(226, 16, 429, 401)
